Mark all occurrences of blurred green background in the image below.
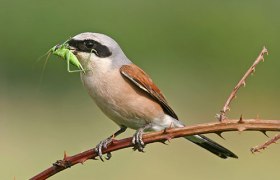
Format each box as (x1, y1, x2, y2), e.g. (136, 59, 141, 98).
(1, 0, 280, 179)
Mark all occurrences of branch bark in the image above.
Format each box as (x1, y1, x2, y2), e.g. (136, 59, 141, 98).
(251, 133, 280, 153)
(30, 119, 280, 180)
(218, 47, 268, 121)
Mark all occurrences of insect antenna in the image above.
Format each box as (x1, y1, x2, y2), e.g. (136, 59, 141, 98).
(39, 50, 52, 84)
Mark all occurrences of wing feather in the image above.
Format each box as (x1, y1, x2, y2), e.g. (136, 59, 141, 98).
(120, 64, 178, 120)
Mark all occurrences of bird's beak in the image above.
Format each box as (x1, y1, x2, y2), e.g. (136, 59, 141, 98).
(68, 46, 77, 55)
(64, 40, 72, 49)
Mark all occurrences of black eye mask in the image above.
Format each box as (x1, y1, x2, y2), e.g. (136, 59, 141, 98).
(68, 39, 112, 58)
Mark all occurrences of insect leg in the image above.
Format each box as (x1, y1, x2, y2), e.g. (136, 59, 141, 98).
(66, 50, 85, 73)
(66, 50, 72, 73)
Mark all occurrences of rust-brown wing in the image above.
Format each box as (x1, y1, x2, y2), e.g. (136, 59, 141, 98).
(120, 64, 178, 120)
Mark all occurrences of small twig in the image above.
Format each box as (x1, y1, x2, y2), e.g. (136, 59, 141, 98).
(30, 119, 280, 180)
(251, 133, 280, 153)
(217, 47, 268, 121)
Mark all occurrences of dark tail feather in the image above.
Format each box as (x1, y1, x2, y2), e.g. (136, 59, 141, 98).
(185, 135, 238, 159)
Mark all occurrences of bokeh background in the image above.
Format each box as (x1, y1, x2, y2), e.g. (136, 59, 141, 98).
(1, 0, 280, 179)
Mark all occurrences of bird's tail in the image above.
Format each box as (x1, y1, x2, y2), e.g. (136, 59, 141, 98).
(185, 135, 238, 159)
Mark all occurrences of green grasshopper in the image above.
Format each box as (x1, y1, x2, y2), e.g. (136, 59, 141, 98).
(49, 40, 86, 73)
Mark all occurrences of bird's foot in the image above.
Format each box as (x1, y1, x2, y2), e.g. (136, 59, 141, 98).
(95, 137, 113, 161)
(132, 128, 145, 152)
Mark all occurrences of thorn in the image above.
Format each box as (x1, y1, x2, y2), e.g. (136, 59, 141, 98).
(63, 151, 68, 160)
(163, 122, 174, 134)
(165, 136, 172, 143)
(218, 114, 222, 122)
(261, 131, 269, 137)
(79, 158, 87, 164)
(238, 114, 244, 123)
(160, 139, 168, 145)
(242, 81, 246, 87)
(216, 132, 225, 140)
(256, 114, 260, 120)
(163, 128, 168, 134)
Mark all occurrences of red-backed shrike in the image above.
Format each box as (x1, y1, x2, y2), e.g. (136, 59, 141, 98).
(67, 32, 237, 160)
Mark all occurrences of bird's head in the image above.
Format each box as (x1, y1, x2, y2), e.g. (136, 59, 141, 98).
(67, 32, 131, 73)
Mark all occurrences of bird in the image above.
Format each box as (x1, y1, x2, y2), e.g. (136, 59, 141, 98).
(66, 32, 238, 161)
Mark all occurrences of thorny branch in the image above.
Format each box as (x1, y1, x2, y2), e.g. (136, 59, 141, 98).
(216, 47, 280, 152)
(30, 47, 280, 180)
(214, 47, 280, 153)
(217, 47, 268, 121)
(30, 119, 280, 180)
(251, 133, 280, 153)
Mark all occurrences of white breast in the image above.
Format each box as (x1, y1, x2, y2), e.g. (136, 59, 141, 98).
(80, 60, 166, 130)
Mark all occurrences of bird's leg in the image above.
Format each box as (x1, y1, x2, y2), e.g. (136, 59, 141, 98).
(95, 126, 127, 161)
(132, 123, 152, 152)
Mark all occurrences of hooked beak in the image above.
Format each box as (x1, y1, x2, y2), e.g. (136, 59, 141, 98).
(65, 40, 78, 55)
(53, 43, 73, 52)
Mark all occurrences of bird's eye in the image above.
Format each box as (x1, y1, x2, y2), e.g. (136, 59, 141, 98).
(84, 40, 95, 49)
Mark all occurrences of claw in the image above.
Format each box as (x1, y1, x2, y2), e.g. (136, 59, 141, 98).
(95, 138, 113, 161)
(94, 127, 127, 161)
(132, 128, 145, 152)
(131, 124, 152, 152)
(105, 152, 112, 160)
(95, 142, 104, 161)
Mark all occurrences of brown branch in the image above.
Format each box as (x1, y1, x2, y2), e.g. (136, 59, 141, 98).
(251, 133, 280, 153)
(217, 47, 268, 121)
(30, 119, 280, 180)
